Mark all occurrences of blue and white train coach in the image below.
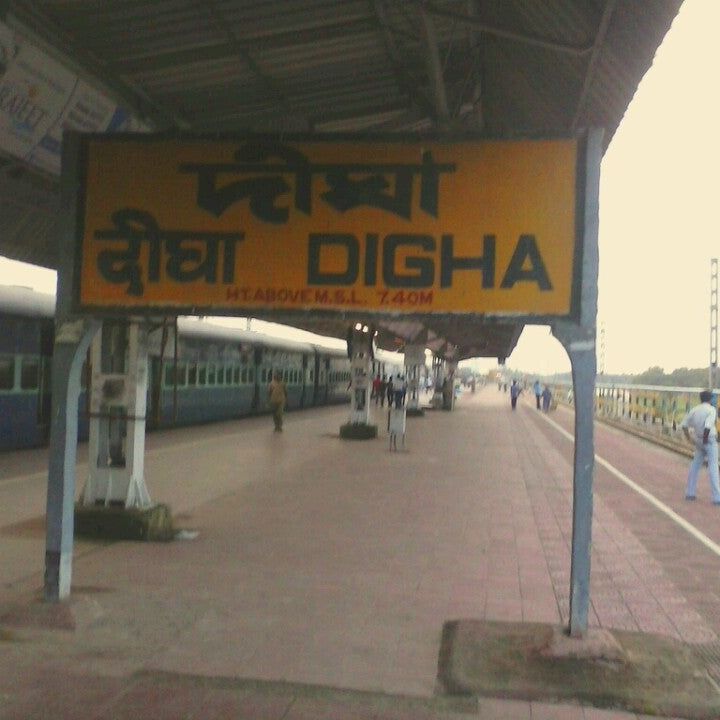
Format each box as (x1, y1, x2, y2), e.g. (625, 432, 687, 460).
(0, 286, 364, 451)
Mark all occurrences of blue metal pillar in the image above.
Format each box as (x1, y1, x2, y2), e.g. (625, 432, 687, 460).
(550, 128, 602, 637)
(44, 131, 100, 601)
(44, 319, 99, 601)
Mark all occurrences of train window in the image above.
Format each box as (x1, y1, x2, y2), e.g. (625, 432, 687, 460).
(233, 366, 240, 384)
(241, 368, 247, 383)
(198, 365, 207, 385)
(0, 356, 13, 390)
(261, 368, 267, 383)
(207, 364, 216, 385)
(164, 365, 174, 387)
(309, 370, 314, 382)
(20, 358, 40, 390)
(248, 369, 255, 383)
(188, 363, 198, 386)
(175, 363, 187, 387)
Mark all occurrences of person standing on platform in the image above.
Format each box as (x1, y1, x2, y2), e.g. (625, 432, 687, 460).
(372, 373, 382, 405)
(533, 379, 542, 409)
(681, 389, 720, 504)
(386, 376, 394, 407)
(541, 384, 553, 412)
(268, 370, 288, 432)
(394, 375, 406, 408)
(510, 379, 522, 410)
(379, 374, 388, 407)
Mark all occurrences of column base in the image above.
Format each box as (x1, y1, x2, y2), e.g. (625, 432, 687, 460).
(339, 422, 378, 440)
(74, 503, 174, 541)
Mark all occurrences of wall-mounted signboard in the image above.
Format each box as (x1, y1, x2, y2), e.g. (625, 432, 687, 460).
(0, 20, 145, 175)
(72, 135, 587, 319)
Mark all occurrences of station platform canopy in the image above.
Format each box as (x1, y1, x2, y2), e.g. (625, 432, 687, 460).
(0, 1, 682, 361)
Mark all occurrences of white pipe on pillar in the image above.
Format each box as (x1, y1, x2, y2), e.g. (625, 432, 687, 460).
(349, 323, 372, 425)
(82, 322, 151, 509)
(431, 356, 445, 408)
(404, 344, 425, 411)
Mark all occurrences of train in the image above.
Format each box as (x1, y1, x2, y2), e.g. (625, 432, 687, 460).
(0, 285, 403, 451)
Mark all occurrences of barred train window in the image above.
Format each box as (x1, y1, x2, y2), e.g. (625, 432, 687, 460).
(0, 356, 13, 390)
(21, 358, 39, 390)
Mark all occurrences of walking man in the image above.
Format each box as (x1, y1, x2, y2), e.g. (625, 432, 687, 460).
(681, 389, 720, 504)
(509, 379, 522, 410)
(533, 379, 542, 409)
(268, 370, 288, 432)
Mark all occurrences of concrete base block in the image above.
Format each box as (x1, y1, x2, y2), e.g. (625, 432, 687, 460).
(75, 503, 174, 542)
(406, 408, 425, 417)
(437, 619, 720, 718)
(339, 423, 378, 440)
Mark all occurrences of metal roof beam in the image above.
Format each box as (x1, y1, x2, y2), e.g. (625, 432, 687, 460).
(112, 17, 379, 75)
(571, 0, 618, 132)
(371, 0, 437, 124)
(408, 0, 593, 57)
(4, 0, 189, 129)
(202, 0, 297, 124)
(418, 7, 450, 130)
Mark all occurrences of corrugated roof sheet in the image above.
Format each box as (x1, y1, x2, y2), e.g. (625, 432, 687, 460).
(0, 0, 685, 359)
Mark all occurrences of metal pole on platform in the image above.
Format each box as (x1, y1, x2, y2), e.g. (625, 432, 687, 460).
(710, 258, 717, 389)
(44, 131, 101, 601)
(551, 128, 602, 638)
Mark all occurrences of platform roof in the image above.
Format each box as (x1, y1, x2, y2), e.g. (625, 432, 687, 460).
(0, 0, 683, 361)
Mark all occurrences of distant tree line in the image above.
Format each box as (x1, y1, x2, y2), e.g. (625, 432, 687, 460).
(523, 366, 712, 388)
(628, 366, 710, 388)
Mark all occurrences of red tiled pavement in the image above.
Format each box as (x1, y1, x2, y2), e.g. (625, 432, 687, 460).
(1, 388, 717, 719)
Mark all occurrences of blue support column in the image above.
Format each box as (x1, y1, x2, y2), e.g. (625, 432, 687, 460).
(44, 131, 101, 601)
(553, 326, 597, 636)
(550, 128, 602, 637)
(44, 319, 99, 601)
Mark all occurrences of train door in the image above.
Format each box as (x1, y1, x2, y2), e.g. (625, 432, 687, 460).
(320, 356, 330, 404)
(37, 320, 54, 442)
(300, 354, 308, 408)
(251, 346, 262, 412)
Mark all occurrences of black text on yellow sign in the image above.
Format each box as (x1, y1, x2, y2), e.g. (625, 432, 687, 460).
(75, 137, 582, 317)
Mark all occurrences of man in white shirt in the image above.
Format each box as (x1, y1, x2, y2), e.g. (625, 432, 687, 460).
(680, 389, 720, 504)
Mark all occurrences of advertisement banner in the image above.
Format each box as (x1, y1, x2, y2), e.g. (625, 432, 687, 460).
(0, 20, 144, 175)
(74, 136, 584, 318)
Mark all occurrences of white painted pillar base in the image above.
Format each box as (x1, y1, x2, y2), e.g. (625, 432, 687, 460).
(431, 356, 445, 408)
(348, 325, 373, 425)
(82, 322, 152, 509)
(404, 344, 425, 411)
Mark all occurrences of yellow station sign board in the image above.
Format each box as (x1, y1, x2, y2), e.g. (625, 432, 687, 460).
(74, 136, 584, 317)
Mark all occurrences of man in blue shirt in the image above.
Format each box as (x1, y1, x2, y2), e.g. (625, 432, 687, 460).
(510, 380, 522, 411)
(681, 389, 720, 504)
(532, 379, 542, 409)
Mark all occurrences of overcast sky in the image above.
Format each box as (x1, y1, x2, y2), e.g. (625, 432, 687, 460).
(0, 0, 714, 376)
(506, 0, 720, 376)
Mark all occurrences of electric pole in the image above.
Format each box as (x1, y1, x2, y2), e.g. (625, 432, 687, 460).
(710, 258, 718, 388)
